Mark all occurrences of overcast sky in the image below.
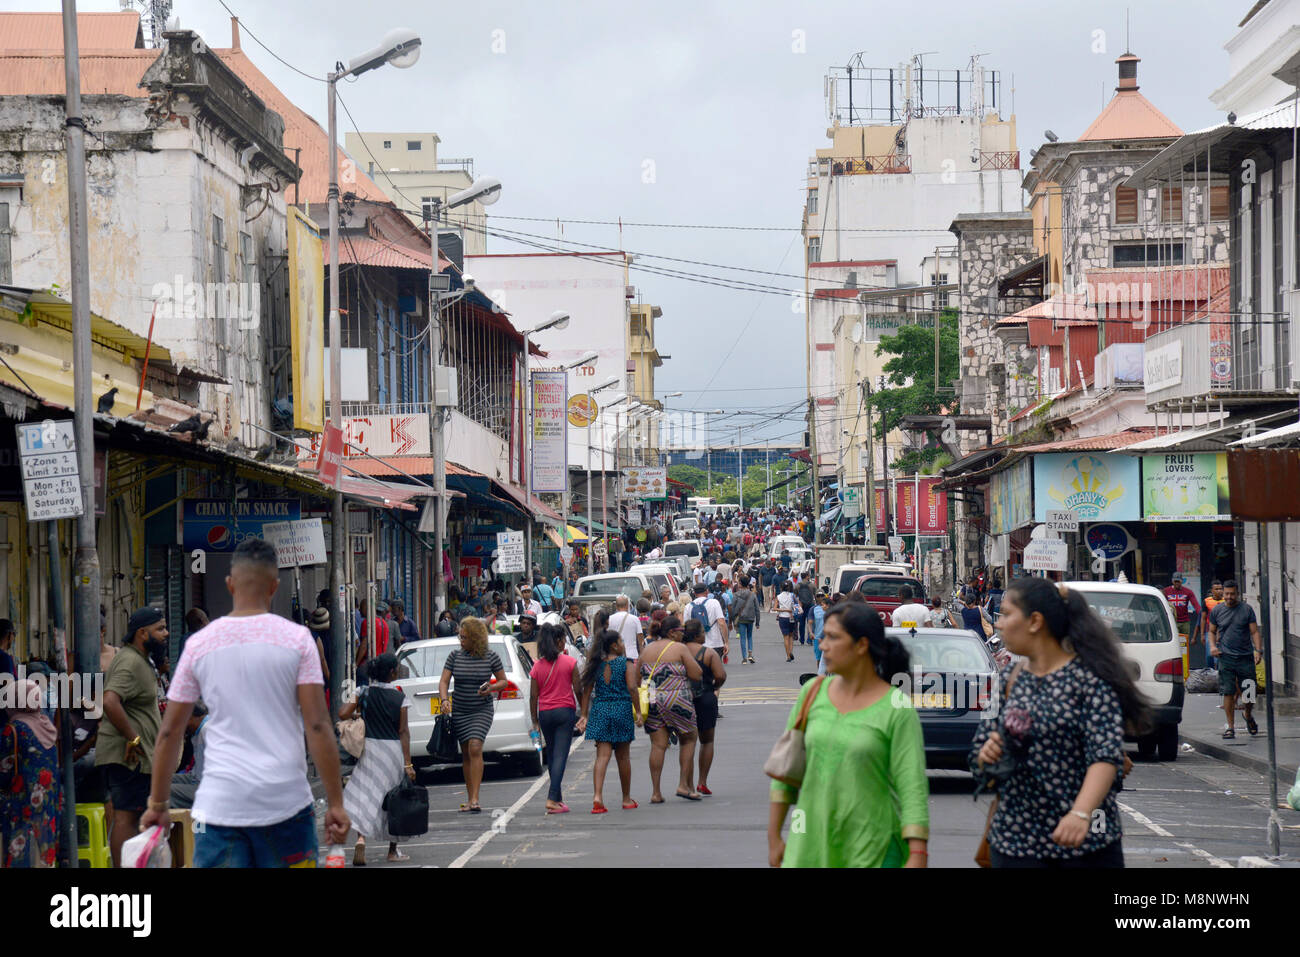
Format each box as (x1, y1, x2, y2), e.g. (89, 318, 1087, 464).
(12, 0, 1250, 445)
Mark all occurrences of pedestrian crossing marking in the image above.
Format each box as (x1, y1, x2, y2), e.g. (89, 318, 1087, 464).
(719, 685, 802, 704)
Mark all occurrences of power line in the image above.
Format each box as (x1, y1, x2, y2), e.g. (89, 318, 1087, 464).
(215, 0, 324, 83)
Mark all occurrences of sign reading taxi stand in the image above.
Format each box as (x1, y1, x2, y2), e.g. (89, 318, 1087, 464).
(16, 420, 84, 521)
(1045, 509, 1079, 533)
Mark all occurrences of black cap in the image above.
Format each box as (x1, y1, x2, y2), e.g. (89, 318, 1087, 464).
(126, 606, 164, 639)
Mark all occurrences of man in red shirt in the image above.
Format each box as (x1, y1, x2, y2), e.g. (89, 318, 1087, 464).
(356, 598, 390, 679)
(1163, 574, 1201, 648)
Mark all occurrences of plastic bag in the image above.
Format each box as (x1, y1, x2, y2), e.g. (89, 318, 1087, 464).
(1186, 668, 1219, 694)
(121, 824, 172, 868)
(1288, 767, 1300, 812)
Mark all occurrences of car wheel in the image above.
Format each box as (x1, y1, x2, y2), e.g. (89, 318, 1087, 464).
(517, 749, 544, 777)
(1156, 724, 1179, 762)
(1136, 734, 1157, 761)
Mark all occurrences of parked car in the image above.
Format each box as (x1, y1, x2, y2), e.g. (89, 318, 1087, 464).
(1064, 581, 1184, 762)
(784, 547, 816, 579)
(895, 627, 997, 770)
(575, 570, 659, 602)
(850, 574, 928, 625)
(662, 538, 704, 569)
(635, 562, 684, 599)
(673, 517, 700, 536)
(396, 634, 543, 776)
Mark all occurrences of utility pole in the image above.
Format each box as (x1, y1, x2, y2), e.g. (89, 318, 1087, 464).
(863, 379, 876, 546)
(326, 66, 347, 715)
(736, 426, 743, 511)
(808, 396, 821, 546)
(62, 0, 100, 687)
(428, 279, 447, 613)
(934, 244, 942, 394)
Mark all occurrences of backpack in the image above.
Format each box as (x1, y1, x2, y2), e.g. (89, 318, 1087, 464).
(797, 582, 814, 607)
(690, 598, 713, 635)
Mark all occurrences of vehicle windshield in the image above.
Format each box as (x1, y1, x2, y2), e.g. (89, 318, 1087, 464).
(664, 542, 700, 557)
(578, 576, 644, 600)
(398, 639, 512, 678)
(897, 632, 992, 672)
(1079, 591, 1174, 643)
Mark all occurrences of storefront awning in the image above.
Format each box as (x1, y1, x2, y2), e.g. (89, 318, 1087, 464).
(1121, 410, 1296, 453)
(1231, 419, 1300, 448)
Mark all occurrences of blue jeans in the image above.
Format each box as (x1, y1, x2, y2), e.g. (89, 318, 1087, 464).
(736, 621, 754, 659)
(538, 707, 576, 803)
(193, 804, 318, 868)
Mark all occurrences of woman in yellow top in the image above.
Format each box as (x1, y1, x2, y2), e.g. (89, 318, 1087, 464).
(768, 599, 929, 867)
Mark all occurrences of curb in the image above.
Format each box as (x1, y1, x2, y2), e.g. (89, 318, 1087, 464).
(1181, 732, 1299, 783)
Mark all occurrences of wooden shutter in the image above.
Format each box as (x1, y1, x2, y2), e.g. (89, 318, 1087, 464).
(1114, 187, 1138, 224)
(1209, 185, 1230, 220)
(1161, 187, 1183, 223)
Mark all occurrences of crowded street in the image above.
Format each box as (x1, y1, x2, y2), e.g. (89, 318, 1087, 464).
(4, 0, 1300, 938)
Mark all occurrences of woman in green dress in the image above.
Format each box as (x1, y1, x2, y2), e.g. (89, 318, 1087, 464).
(768, 599, 929, 868)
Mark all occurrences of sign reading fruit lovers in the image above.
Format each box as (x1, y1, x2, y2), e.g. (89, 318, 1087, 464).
(1140, 453, 1230, 522)
(183, 499, 301, 552)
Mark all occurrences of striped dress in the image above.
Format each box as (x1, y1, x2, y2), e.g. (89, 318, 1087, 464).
(342, 684, 412, 842)
(444, 649, 505, 743)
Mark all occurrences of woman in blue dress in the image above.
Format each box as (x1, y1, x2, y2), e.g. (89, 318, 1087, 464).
(579, 630, 642, 814)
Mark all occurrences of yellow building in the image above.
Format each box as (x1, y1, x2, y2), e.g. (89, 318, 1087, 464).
(627, 301, 667, 463)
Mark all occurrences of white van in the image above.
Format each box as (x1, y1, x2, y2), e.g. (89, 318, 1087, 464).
(768, 534, 808, 559)
(662, 538, 704, 568)
(574, 570, 659, 602)
(1065, 581, 1184, 762)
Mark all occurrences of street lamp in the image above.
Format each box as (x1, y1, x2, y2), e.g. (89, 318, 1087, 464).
(605, 394, 632, 568)
(584, 376, 620, 573)
(327, 27, 422, 719)
(521, 310, 571, 573)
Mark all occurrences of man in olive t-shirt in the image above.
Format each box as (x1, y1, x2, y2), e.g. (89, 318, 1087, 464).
(97, 606, 167, 866)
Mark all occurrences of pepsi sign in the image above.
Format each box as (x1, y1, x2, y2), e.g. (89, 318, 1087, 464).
(183, 499, 301, 552)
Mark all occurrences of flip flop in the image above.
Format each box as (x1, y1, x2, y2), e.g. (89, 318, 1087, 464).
(592, 801, 609, 814)
(546, 803, 571, 814)
(676, 790, 703, 801)
(650, 796, 665, 804)
(387, 851, 410, 862)
(353, 843, 366, 867)
(1246, 716, 1259, 736)
(622, 800, 639, 809)
(697, 785, 712, 796)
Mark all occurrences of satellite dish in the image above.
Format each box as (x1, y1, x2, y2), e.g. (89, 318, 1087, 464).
(849, 322, 864, 344)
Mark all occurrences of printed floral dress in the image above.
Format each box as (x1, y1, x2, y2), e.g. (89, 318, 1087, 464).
(1, 721, 62, 868)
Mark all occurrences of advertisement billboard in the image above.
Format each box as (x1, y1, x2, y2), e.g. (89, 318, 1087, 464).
(1033, 452, 1140, 523)
(895, 478, 947, 534)
(989, 459, 1033, 535)
(530, 370, 568, 493)
(623, 467, 667, 501)
(1141, 453, 1230, 522)
(288, 207, 325, 433)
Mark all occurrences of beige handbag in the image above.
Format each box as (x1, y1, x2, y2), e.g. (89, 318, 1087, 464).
(338, 688, 367, 759)
(763, 676, 825, 787)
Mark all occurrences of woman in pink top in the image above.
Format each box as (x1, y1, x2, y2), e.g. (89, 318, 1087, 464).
(529, 624, 584, 814)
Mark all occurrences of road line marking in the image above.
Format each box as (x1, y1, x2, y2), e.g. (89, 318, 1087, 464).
(449, 737, 583, 869)
(1117, 801, 1233, 868)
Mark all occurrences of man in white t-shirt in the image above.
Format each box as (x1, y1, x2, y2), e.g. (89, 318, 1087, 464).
(891, 584, 932, 630)
(689, 583, 729, 659)
(141, 537, 349, 866)
(520, 585, 545, 618)
(608, 595, 644, 658)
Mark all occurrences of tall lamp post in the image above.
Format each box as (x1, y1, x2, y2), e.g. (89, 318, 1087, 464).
(584, 376, 620, 573)
(327, 28, 421, 716)
(605, 394, 631, 569)
(520, 311, 571, 575)
(703, 409, 724, 495)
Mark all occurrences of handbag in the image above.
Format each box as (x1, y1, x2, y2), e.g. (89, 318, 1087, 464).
(427, 712, 460, 763)
(974, 663, 1024, 867)
(337, 687, 368, 759)
(637, 643, 673, 719)
(382, 777, 429, 838)
(763, 675, 825, 787)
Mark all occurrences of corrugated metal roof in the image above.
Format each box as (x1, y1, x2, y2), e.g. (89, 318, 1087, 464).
(1011, 428, 1160, 453)
(0, 49, 157, 96)
(1085, 265, 1230, 302)
(344, 457, 479, 478)
(0, 11, 143, 50)
(1001, 293, 1095, 324)
(338, 235, 432, 271)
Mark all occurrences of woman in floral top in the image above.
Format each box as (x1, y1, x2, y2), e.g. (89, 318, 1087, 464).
(971, 578, 1150, 868)
(1, 679, 63, 867)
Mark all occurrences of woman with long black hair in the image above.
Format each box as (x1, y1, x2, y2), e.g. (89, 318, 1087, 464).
(971, 578, 1149, 868)
(528, 623, 584, 814)
(768, 601, 929, 868)
(579, 629, 642, 813)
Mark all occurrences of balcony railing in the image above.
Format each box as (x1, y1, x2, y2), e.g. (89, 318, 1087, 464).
(1143, 316, 1296, 409)
(811, 154, 912, 178)
(979, 150, 1020, 171)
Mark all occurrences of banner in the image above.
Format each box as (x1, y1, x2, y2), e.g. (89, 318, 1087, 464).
(623, 466, 667, 501)
(530, 370, 568, 493)
(1034, 452, 1139, 522)
(893, 477, 947, 534)
(989, 459, 1033, 535)
(288, 207, 325, 433)
(1141, 453, 1230, 521)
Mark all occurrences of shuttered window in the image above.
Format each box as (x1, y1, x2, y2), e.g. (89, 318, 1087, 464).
(1114, 187, 1138, 224)
(1161, 187, 1183, 223)
(1209, 184, 1230, 220)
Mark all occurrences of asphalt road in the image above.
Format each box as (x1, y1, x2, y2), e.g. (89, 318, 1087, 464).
(330, 619, 1300, 868)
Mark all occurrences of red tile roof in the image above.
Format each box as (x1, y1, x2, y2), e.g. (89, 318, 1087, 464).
(1009, 428, 1160, 453)
(0, 49, 157, 95)
(1079, 88, 1182, 141)
(338, 235, 433, 271)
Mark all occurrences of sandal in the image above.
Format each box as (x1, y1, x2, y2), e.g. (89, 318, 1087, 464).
(546, 803, 571, 814)
(622, 800, 638, 809)
(353, 842, 366, 867)
(459, 803, 483, 813)
(1222, 728, 1235, 739)
(1246, 716, 1259, 736)
(592, 801, 609, 814)
(650, 796, 665, 804)
(387, 851, 410, 862)
(676, 789, 703, 801)
(697, 785, 712, 796)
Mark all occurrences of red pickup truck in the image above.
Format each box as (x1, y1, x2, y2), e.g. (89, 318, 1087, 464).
(850, 575, 929, 625)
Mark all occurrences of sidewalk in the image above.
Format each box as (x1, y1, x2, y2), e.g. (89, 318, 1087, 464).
(1178, 686, 1300, 788)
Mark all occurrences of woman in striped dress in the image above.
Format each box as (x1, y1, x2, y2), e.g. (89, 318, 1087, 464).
(439, 617, 506, 814)
(340, 654, 414, 865)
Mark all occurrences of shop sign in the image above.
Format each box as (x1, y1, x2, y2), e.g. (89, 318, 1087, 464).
(530, 370, 568, 493)
(1023, 539, 1068, 571)
(262, 518, 327, 567)
(990, 459, 1033, 535)
(1034, 453, 1139, 522)
(1141, 453, 1230, 522)
(182, 499, 301, 552)
(1084, 523, 1136, 561)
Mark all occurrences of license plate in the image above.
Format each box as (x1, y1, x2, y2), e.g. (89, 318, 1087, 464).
(912, 693, 952, 709)
(428, 698, 441, 715)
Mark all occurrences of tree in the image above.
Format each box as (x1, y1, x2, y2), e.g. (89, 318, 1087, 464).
(667, 464, 705, 490)
(868, 308, 960, 475)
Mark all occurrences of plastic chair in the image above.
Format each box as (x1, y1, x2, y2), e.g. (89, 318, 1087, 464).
(75, 802, 110, 869)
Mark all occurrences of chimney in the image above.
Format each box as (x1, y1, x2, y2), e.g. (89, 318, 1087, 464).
(231, 17, 241, 51)
(1116, 52, 1139, 92)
